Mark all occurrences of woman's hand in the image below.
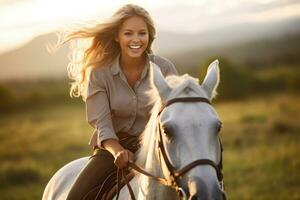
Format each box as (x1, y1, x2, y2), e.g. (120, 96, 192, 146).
(114, 149, 134, 168)
(102, 139, 133, 168)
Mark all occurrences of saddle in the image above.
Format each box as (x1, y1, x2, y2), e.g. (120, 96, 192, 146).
(82, 168, 135, 200)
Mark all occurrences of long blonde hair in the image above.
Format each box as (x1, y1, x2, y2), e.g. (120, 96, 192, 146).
(54, 4, 156, 99)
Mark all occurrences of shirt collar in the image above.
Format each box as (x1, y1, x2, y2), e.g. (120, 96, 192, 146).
(110, 53, 151, 78)
(110, 54, 121, 75)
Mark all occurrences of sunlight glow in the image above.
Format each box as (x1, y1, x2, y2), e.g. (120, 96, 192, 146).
(242, 3, 300, 22)
(0, 0, 299, 54)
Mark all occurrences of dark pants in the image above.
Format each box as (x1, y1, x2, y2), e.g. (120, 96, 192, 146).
(66, 136, 139, 200)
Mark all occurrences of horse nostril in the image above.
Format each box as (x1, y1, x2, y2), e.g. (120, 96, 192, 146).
(190, 194, 198, 200)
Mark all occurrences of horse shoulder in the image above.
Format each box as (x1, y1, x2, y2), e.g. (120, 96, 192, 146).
(42, 157, 89, 200)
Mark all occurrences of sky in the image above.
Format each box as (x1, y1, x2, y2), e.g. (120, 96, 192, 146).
(0, 0, 300, 54)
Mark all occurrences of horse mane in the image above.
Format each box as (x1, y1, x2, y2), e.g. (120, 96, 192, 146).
(136, 73, 213, 168)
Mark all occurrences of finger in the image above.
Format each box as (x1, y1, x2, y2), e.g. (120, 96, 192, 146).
(114, 159, 120, 168)
(114, 155, 125, 168)
(128, 152, 134, 162)
(117, 159, 126, 168)
(124, 151, 129, 164)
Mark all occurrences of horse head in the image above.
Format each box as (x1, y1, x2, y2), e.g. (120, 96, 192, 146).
(148, 60, 225, 200)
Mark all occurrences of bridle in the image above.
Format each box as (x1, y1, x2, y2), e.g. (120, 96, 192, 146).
(155, 97, 225, 199)
(116, 97, 226, 200)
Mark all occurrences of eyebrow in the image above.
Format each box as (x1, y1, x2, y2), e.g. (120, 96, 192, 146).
(122, 29, 147, 32)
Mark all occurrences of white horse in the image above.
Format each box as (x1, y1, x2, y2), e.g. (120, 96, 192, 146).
(42, 60, 225, 200)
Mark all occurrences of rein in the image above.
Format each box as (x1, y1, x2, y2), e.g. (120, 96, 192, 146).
(113, 97, 225, 200)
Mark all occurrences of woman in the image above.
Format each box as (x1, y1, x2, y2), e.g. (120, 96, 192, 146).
(57, 4, 177, 199)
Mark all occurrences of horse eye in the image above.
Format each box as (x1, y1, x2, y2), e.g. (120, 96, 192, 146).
(163, 126, 170, 135)
(162, 126, 173, 139)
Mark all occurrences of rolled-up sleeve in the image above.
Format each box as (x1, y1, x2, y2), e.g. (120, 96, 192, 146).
(86, 68, 118, 148)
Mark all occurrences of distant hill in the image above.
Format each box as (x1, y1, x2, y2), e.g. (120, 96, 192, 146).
(0, 17, 300, 81)
(0, 34, 69, 81)
(155, 17, 300, 54)
(167, 32, 300, 76)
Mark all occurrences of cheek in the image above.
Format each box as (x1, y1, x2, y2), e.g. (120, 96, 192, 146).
(119, 37, 129, 47)
(143, 35, 149, 45)
(164, 138, 181, 167)
(117, 34, 128, 45)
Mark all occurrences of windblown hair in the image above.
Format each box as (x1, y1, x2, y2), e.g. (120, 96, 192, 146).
(53, 4, 156, 99)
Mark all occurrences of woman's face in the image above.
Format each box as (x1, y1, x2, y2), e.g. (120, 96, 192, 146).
(116, 16, 149, 59)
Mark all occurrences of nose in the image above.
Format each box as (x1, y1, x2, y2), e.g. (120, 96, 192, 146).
(132, 34, 142, 42)
(188, 177, 224, 200)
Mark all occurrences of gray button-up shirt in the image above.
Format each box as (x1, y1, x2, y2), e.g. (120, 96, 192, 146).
(86, 54, 178, 148)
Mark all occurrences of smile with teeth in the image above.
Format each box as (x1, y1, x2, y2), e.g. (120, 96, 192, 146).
(129, 45, 142, 49)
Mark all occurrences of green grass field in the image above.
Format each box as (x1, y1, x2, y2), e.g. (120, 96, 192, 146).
(0, 93, 299, 200)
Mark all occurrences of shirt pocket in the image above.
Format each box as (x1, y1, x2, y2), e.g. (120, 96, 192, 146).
(110, 86, 134, 118)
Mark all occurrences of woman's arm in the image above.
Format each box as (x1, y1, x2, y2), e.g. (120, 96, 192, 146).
(86, 68, 118, 146)
(86, 68, 132, 168)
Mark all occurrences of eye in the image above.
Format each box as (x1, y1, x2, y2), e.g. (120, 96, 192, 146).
(139, 31, 147, 36)
(124, 32, 132, 36)
(160, 124, 173, 140)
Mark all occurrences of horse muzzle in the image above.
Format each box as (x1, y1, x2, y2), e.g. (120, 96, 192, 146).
(187, 177, 225, 200)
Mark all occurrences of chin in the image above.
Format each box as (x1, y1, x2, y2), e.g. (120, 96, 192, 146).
(127, 51, 145, 59)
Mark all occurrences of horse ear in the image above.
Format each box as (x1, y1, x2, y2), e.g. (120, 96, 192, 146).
(150, 62, 172, 101)
(201, 59, 220, 100)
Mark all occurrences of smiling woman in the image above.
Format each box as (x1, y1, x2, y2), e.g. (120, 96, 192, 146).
(46, 4, 178, 200)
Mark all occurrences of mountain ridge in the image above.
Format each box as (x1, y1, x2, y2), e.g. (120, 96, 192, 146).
(1, 16, 299, 81)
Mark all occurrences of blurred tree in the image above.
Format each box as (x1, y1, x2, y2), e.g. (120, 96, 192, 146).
(0, 84, 15, 113)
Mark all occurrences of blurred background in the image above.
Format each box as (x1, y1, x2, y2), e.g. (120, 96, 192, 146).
(0, 0, 299, 199)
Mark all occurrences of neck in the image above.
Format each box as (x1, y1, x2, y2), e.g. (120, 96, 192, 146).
(120, 54, 146, 71)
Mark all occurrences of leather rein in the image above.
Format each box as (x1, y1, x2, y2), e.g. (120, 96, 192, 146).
(114, 97, 225, 200)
